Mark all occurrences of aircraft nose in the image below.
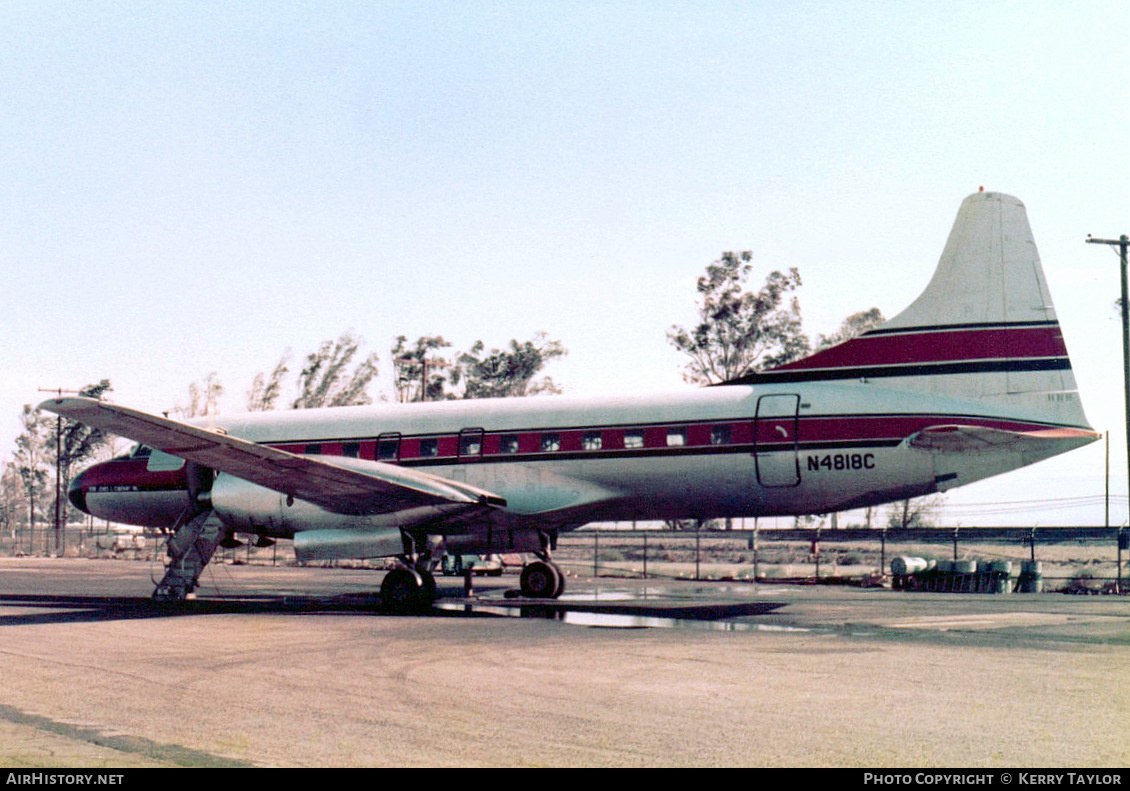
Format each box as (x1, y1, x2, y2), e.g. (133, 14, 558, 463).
(68, 470, 87, 513)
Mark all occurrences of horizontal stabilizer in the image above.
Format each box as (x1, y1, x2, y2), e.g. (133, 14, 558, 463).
(907, 424, 1099, 454)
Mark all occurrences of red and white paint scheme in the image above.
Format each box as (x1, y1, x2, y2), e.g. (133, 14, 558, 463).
(43, 191, 1097, 607)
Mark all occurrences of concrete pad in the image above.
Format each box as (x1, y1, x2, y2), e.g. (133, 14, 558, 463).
(0, 558, 1127, 767)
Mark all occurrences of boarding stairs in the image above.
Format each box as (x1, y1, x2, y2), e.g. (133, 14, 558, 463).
(153, 508, 226, 601)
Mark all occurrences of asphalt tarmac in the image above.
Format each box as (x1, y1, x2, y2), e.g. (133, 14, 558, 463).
(0, 557, 1126, 767)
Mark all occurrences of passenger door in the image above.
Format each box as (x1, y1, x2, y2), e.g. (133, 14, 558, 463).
(754, 394, 801, 487)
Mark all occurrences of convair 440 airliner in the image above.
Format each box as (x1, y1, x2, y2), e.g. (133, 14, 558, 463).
(43, 192, 1097, 608)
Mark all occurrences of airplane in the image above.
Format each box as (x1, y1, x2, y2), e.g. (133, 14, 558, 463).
(42, 191, 1098, 610)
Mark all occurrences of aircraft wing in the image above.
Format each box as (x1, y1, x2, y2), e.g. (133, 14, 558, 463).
(907, 424, 1099, 454)
(39, 397, 507, 516)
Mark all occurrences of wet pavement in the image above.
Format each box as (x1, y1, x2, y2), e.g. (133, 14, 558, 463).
(2, 557, 1128, 643)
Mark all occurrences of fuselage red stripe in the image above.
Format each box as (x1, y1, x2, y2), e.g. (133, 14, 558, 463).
(772, 325, 1067, 372)
(79, 413, 1070, 493)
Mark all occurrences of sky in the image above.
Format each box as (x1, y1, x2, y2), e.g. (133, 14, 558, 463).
(2, 0, 1128, 527)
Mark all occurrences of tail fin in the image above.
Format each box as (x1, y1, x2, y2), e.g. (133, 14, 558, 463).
(734, 191, 1091, 429)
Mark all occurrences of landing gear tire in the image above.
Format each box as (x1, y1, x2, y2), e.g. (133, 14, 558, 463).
(520, 560, 563, 599)
(381, 568, 433, 613)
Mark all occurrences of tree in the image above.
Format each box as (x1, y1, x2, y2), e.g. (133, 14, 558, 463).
(886, 495, 945, 529)
(246, 355, 290, 412)
(814, 308, 885, 352)
(48, 380, 113, 529)
(663, 518, 723, 531)
(453, 332, 567, 399)
(181, 372, 224, 418)
(794, 513, 827, 530)
(667, 251, 810, 384)
(1, 463, 25, 539)
(243, 332, 380, 411)
(292, 331, 379, 409)
(12, 405, 51, 552)
(391, 335, 453, 403)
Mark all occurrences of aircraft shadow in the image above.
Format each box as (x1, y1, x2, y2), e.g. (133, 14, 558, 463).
(0, 592, 383, 626)
(0, 592, 788, 627)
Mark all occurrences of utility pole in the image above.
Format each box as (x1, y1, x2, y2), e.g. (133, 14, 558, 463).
(1087, 234, 1130, 538)
(37, 387, 81, 555)
(396, 356, 450, 402)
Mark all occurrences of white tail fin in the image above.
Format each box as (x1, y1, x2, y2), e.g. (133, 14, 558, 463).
(739, 191, 1091, 429)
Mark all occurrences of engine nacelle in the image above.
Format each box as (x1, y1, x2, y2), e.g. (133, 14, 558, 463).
(293, 528, 405, 562)
(209, 474, 311, 534)
(208, 473, 473, 538)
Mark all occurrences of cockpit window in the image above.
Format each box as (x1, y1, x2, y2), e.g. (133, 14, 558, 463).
(131, 445, 153, 459)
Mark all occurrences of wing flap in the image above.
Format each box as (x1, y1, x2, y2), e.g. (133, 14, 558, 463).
(40, 397, 506, 516)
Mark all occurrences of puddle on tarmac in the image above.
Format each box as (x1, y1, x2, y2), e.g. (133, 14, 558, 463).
(552, 584, 799, 602)
(434, 600, 810, 632)
(557, 590, 661, 602)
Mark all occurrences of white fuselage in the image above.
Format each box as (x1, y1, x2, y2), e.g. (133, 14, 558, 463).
(77, 379, 1086, 549)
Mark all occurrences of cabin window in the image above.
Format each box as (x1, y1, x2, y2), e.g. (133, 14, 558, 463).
(305, 444, 322, 455)
(624, 430, 644, 449)
(540, 433, 561, 452)
(499, 435, 519, 454)
(459, 435, 482, 456)
(666, 428, 686, 447)
(419, 438, 438, 457)
(342, 442, 360, 458)
(711, 425, 732, 445)
(582, 431, 602, 451)
(376, 433, 401, 462)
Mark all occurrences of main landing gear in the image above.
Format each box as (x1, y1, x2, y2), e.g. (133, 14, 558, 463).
(519, 531, 566, 599)
(379, 530, 567, 611)
(519, 558, 566, 599)
(380, 532, 437, 614)
(380, 566, 436, 613)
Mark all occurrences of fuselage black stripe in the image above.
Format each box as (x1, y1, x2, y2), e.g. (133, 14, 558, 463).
(722, 357, 1071, 385)
(862, 320, 1060, 336)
